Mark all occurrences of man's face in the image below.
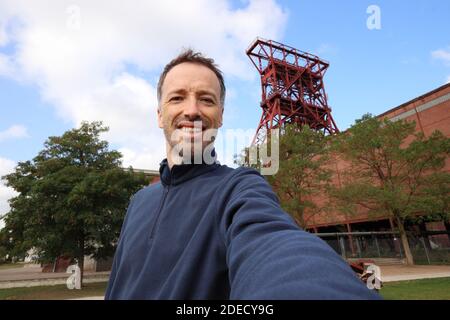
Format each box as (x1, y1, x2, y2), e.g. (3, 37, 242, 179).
(157, 62, 223, 161)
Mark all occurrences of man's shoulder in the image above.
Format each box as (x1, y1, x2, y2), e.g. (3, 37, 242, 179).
(215, 164, 270, 191)
(130, 182, 163, 204)
(215, 164, 262, 180)
(129, 165, 267, 201)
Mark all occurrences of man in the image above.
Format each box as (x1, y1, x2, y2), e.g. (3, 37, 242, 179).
(105, 50, 380, 299)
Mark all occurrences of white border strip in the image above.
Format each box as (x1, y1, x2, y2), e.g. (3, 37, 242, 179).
(388, 92, 450, 122)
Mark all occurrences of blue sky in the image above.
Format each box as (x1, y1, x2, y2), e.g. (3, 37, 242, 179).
(283, 0, 450, 129)
(0, 0, 450, 221)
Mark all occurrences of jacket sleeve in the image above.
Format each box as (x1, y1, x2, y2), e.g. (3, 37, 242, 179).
(218, 168, 381, 300)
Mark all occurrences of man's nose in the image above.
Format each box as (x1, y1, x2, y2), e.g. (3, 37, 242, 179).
(183, 97, 201, 120)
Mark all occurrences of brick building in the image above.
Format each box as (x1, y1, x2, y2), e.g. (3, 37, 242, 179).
(303, 83, 450, 240)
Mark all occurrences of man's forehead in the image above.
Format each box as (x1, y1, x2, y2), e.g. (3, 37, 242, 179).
(162, 62, 221, 94)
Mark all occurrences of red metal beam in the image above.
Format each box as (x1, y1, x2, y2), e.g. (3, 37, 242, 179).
(247, 38, 339, 144)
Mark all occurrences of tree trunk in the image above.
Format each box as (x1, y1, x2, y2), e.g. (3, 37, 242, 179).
(78, 237, 85, 288)
(78, 254, 84, 288)
(295, 210, 306, 229)
(395, 216, 414, 265)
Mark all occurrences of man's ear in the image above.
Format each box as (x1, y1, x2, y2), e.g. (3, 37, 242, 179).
(218, 106, 224, 128)
(157, 107, 164, 129)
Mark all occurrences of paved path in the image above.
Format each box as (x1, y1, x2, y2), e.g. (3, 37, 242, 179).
(72, 265, 450, 299)
(380, 265, 450, 282)
(2, 263, 450, 298)
(0, 264, 110, 289)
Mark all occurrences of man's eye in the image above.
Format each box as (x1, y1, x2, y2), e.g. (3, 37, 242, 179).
(169, 96, 183, 102)
(200, 98, 214, 104)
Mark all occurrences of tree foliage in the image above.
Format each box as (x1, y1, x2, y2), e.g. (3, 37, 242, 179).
(331, 114, 450, 264)
(1, 121, 148, 279)
(236, 124, 332, 229)
(267, 124, 332, 228)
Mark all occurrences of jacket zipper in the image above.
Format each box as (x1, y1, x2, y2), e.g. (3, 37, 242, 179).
(149, 182, 170, 242)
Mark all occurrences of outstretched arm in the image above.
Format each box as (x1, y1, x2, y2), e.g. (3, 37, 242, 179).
(218, 168, 380, 300)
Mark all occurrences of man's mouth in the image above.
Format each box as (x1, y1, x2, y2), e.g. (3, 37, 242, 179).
(171, 121, 217, 145)
(178, 126, 203, 133)
(176, 122, 207, 133)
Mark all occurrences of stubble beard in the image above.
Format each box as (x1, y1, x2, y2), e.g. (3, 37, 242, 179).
(164, 120, 218, 165)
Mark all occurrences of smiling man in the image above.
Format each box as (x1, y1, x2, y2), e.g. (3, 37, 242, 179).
(157, 56, 223, 167)
(104, 50, 380, 300)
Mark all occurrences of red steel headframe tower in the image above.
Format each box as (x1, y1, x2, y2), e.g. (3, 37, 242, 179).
(247, 38, 339, 145)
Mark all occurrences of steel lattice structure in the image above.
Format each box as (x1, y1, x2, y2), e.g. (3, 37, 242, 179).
(247, 38, 339, 145)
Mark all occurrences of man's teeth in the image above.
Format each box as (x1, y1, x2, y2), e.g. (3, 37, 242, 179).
(181, 127, 202, 133)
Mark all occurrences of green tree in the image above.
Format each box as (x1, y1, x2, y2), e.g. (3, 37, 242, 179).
(332, 114, 450, 265)
(267, 124, 332, 228)
(236, 124, 332, 229)
(0, 228, 10, 263)
(2, 121, 148, 284)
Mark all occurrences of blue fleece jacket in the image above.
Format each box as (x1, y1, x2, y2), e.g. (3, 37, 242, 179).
(105, 159, 380, 299)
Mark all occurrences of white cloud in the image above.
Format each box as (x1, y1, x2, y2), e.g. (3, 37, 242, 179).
(431, 47, 450, 85)
(0, 125, 29, 142)
(0, 157, 17, 230)
(0, 24, 8, 46)
(0, 0, 288, 169)
(431, 47, 450, 66)
(0, 52, 14, 76)
(0, 157, 15, 179)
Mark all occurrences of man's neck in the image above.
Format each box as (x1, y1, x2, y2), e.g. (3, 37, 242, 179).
(166, 142, 175, 169)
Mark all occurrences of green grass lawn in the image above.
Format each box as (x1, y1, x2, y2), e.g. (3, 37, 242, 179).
(0, 281, 107, 300)
(1, 277, 449, 300)
(380, 277, 450, 300)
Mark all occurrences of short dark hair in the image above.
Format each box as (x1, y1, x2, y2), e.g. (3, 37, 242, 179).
(157, 49, 226, 107)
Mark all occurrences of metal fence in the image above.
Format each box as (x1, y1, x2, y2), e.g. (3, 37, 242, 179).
(316, 231, 450, 265)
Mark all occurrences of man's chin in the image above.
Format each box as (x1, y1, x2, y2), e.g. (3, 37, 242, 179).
(169, 142, 216, 165)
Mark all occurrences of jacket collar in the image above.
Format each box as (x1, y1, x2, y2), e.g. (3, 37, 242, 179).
(159, 153, 220, 186)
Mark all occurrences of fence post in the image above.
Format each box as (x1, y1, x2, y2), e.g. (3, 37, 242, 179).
(347, 224, 356, 257)
(374, 234, 381, 257)
(339, 235, 346, 259)
(420, 237, 431, 265)
(355, 237, 362, 258)
(397, 236, 403, 259)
